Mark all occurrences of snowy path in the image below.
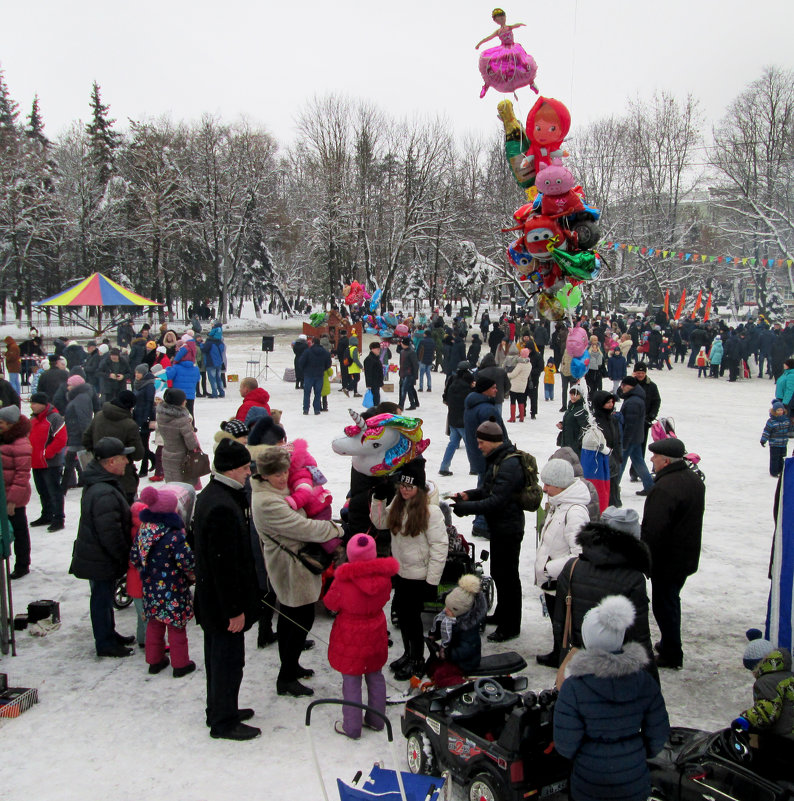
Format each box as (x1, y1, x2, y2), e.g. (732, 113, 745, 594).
(1, 334, 776, 800)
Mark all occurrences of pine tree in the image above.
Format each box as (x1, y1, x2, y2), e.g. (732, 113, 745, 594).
(26, 94, 48, 146)
(85, 81, 120, 186)
(0, 65, 19, 152)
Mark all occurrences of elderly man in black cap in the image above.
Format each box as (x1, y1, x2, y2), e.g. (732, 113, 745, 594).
(69, 437, 136, 657)
(82, 389, 144, 504)
(452, 419, 533, 642)
(630, 361, 661, 483)
(640, 437, 705, 670)
(193, 439, 262, 741)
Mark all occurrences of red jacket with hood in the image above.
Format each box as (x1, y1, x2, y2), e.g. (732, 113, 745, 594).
(29, 403, 67, 469)
(235, 387, 271, 421)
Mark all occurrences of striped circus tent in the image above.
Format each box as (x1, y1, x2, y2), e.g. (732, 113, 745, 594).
(768, 459, 794, 654)
(37, 272, 159, 307)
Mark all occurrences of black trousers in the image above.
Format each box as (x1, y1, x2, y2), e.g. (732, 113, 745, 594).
(490, 534, 523, 635)
(651, 575, 687, 663)
(10, 506, 30, 569)
(393, 576, 433, 660)
(277, 603, 314, 682)
(203, 628, 245, 734)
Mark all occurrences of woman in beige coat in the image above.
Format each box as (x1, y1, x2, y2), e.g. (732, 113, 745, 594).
(156, 388, 200, 485)
(252, 447, 341, 697)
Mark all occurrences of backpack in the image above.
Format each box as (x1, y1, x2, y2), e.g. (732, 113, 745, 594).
(495, 449, 543, 512)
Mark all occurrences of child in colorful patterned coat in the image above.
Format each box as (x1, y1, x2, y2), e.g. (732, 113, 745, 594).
(323, 533, 399, 739)
(130, 485, 196, 677)
(760, 401, 791, 478)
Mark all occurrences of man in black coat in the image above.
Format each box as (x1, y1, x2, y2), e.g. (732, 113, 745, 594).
(297, 337, 332, 416)
(38, 357, 70, 401)
(335, 329, 351, 393)
(439, 361, 474, 476)
(631, 361, 660, 481)
(363, 342, 384, 406)
(193, 439, 262, 740)
(640, 437, 705, 670)
(617, 377, 654, 494)
(398, 338, 420, 410)
(69, 437, 135, 657)
(292, 334, 309, 389)
(452, 420, 528, 642)
(417, 330, 435, 392)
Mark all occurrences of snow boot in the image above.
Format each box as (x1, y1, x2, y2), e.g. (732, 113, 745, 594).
(518, 403, 525, 422)
(508, 403, 516, 423)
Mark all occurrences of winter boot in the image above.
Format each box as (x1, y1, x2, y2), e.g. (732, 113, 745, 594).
(508, 403, 516, 423)
(518, 403, 526, 422)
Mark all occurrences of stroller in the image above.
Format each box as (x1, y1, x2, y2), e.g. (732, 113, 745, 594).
(423, 501, 494, 615)
(306, 699, 448, 800)
(650, 416, 705, 482)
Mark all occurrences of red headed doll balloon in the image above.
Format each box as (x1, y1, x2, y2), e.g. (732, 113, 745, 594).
(520, 96, 571, 174)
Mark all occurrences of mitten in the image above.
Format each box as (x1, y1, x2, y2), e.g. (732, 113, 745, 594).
(760, 441, 767, 447)
(732, 716, 749, 732)
(320, 536, 342, 554)
(372, 479, 392, 501)
(285, 495, 298, 510)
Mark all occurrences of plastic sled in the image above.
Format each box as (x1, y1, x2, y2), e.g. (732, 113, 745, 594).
(306, 699, 447, 801)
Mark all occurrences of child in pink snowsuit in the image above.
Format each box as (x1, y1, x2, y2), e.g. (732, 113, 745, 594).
(323, 533, 399, 739)
(285, 438, 333, 519)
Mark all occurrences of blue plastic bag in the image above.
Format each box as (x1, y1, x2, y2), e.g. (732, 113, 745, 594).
(363, 389, 374, 408)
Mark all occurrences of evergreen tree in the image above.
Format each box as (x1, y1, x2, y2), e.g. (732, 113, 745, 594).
(26, 94, 48, 146)
(85, 81, 120, 186)
(0, 65, 19, 152)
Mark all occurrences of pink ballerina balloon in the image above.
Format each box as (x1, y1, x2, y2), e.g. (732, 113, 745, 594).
(566, 326, 588, 358)
(476, 8, 539, 99)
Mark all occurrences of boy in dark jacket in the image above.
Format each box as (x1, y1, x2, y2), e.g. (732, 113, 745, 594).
(69, 437, 135, 657)
(761, 401, 790, 477)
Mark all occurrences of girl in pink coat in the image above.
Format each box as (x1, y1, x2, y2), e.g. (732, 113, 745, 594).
(285, 438, 333, 520)
(323, 533, 399, 739)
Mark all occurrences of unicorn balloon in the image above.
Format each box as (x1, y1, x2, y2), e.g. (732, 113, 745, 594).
(332, 411, 429, 476)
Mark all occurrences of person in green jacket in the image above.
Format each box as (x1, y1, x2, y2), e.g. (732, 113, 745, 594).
(347, 336, 364, 398)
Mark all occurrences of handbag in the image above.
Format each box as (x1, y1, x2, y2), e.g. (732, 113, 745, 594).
(181, 450, 211, 482)
(555, 557, 579, 690)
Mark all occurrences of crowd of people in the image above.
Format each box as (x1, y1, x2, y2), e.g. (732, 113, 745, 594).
(3, 302, 791, 797)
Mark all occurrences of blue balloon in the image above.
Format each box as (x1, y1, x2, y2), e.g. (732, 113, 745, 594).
(369, 288, 383, 312)
(570, 354, 590, 379)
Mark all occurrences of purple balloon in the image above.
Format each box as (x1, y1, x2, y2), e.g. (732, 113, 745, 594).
(566, 327, 588, 358)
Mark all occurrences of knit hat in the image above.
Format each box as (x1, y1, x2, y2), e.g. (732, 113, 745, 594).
(600, 506, 641, 539)
(244, 406, 270, 427)
(398, 457, 426, 488)
(445, 574, 481, 617)
(648, 437, 686, 458)
(0, 405, 20, 424)
(156, 346, 166, 354)
(38, 359, 50, 371)
(146, 341, 157, 350)
(97, 344, 109, 355)
(67, 375, 85, 388)
(180, 333, 193, 343)
(213, 439, 251, 473)
(248, 415, 287, 446)
(540, 458, 575, 489)
(346, 533, 377, 563)
(134, 363, 150, 376)
(221, 419, 250, 440)
(163, 388, 186, 406)
(150, 364, 165, 376)
(112, 390, 136, 410)
(772, 401, 786, 412)
(212, 320, 221, 328)
(743, 628, 776, 670)
(621, 375, 638, 387)
(474, 376, 496, 394)
(475, 419, 503, 442)
(633, 362, 648, 372)
(581, 595, 635, 653)
(298, 334, 307, 340)
(139, 486, 179, 514)
(456, 360, 471, 372)
(94, 436, 135, 460)
(30, 392, 49, 405)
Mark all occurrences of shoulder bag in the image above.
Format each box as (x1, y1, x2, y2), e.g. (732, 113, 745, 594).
(555, 557, 580, 690)
(182, 450, 211, 482)
(258, 527, 333, 576)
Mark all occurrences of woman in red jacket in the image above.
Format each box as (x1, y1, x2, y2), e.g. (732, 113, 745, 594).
(0, 405, 33, 578)
(28, 392, 67, 532)
(323, 533, 398, 739)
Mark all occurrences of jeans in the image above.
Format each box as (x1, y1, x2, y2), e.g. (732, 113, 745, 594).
(7, 372, 20, 396)
(277, 602, 315, 682)
(303, 374, 323, 414)
(204, 628, 245, 734)
(618, 443, 654, 491)
(89, 578, 118, 652)
(440, 427, 465, 472)
(418, 363, 432, 391)
(146, 619, 190, 668)
(133, 598, 147, 645)
(770, 445, 787, 477)
(33, 465, 64, 523)
(490, 533, 522, 634)
(399, 375, 418, 408)
(651, 576, 686, 663)
(206, 366, 224, 397)
(341, 672, 386, 737)
(544, 383, 554, 401)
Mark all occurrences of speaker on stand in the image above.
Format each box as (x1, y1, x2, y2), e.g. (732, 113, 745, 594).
(261, 335, 277, 381)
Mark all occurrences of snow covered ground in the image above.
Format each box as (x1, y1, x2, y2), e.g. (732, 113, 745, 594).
(0, 331, 779, 801)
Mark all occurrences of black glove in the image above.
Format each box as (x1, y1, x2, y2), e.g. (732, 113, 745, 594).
(371, 479, 392, 501)
(451, 502, 466, 517)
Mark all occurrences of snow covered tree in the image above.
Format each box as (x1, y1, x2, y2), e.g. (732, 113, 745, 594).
(85, 81, 120, 187)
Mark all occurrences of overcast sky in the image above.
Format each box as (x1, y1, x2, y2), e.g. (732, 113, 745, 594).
(2, 0, 793, 148)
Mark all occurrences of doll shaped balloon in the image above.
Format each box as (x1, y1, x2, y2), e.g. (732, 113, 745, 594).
(520, 96, 571, 173)
(476, 8, 539, 98)
(566, 326, 589, 358)
(344, 281, 371, 306)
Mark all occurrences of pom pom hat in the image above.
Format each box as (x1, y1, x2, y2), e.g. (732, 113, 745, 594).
(445, 574, 482, 616)
(540, 458, 575, 489)
(139, 486, 179, 514)
(346, 533, 377, 563)
(581, 595, 636, 653)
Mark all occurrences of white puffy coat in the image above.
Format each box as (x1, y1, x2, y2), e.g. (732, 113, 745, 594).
(370, 485, 448, 585)
(534, 479, 591, 587)
(507, 357, 533, 395)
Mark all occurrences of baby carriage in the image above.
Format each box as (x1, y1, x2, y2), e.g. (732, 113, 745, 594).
(423, 501, 494, 615)
(650, 416, 705, 483)
(306, 699, 448, 800)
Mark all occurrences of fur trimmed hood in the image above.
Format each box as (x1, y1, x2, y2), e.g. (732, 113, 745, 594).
(0, 414, 31, 444)
(332, 556, 399, 596)
(576, 522, 651, 575)
(568, 641, 649, 680)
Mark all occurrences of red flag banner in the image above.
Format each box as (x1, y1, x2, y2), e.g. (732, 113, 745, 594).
(690, 290, 703, 320)
(663, 290, 670, 316)
(674, 290, 687, 320)
(703, 292, 712, 322)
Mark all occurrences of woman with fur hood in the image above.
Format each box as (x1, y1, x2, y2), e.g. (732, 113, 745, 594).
(554, 595, 669, 801)
(552, 507, 658, 682)
(0, 406, 32, 578)
(156, 388, 200, 485)
(506, 348, 533, 422)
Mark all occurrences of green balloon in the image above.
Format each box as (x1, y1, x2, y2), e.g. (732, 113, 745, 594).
(556, 283, 582, 309)
(551, 248, 598, 280)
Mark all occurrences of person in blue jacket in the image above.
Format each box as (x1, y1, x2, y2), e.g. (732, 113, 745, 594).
(165, 359, 200, 419)
(462, 376, 509, 478)
(554, 595, 669, 801)
(201, 325, 226, 399)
